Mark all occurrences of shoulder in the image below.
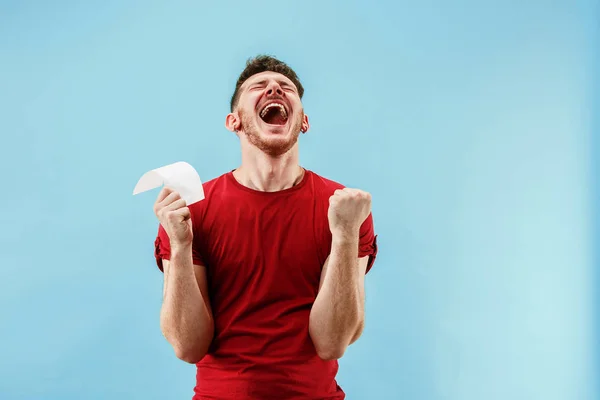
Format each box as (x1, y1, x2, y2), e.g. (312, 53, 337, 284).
(187, 171, 230, 214)
(201, 171, 230, 195)
(306, 169, 346, 196)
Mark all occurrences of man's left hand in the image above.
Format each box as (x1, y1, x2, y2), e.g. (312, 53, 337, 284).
(327, 188, 372, 241)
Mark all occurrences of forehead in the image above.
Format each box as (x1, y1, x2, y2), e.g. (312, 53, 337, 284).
(241, 71, 295, 89)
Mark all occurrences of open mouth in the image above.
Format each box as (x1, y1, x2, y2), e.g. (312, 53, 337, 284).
(259, 102, 288, 125)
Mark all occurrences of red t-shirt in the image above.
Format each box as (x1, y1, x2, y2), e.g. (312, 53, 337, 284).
(154, 169, 378, 400)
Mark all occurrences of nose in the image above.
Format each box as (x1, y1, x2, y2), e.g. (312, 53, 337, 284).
(266, 81, 284, 97)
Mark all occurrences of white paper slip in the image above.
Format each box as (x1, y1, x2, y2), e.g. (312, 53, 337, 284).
(133, 161, 205, 205)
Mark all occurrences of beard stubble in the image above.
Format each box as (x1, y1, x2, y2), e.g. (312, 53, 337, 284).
(238, 108, 304, 157)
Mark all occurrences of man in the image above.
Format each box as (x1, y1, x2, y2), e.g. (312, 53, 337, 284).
(153, 55, 378, 399)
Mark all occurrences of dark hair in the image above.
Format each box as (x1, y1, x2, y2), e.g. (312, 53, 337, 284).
(230, 55, 304, 111)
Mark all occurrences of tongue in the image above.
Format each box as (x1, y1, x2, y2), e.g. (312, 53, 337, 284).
(262, 108, 287, 125)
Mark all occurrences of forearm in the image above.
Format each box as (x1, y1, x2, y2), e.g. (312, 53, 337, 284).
(161, 246, 213, 363)
(309, 236, 364, 360)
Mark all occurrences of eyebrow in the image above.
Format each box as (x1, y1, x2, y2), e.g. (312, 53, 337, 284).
(249, 79, 294, 88)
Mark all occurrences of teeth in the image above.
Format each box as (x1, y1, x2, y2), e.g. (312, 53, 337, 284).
(260, 102, 287, 118)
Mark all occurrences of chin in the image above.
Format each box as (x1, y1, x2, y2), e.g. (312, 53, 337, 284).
(255, 133, 299, 156)
(245, 127, 299, 156)
(239, 108, 302, 155)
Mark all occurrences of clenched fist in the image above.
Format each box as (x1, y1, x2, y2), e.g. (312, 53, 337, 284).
(153, 187, 193, 249)
(328, 188, 372, 240)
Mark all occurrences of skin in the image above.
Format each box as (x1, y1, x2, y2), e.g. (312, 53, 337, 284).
(155, 70, 372, 363)
(154, 188, 213, 363)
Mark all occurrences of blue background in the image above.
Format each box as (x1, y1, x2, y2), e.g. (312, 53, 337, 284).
(1, 1, 598, 399)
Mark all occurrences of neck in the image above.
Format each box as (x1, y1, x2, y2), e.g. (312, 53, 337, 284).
(234, 143, 304, 192)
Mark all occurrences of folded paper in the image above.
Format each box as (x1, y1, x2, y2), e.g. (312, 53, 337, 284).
(133, 161, 205, 205)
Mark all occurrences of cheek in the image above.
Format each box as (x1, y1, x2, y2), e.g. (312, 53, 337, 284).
(249, 93, 262, 109)
(239, 93, 260, 112)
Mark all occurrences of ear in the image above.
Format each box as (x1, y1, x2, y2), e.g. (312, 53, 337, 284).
(301, 114, 310, 134)
(225, 112, 241, 133)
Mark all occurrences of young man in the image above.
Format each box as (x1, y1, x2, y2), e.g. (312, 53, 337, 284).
(153, 55, 378, 399)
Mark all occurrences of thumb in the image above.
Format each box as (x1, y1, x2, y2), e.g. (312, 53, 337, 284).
(173, 207, 191, 221)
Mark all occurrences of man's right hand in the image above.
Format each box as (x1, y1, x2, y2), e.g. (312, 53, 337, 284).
(153, 187, 193, 249)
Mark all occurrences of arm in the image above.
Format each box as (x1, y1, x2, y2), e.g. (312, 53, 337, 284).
(309, 187, 374, 360)
(153, 187, 214, 364)
(160, 248, 214, 364)
(309, 243, 369, 360)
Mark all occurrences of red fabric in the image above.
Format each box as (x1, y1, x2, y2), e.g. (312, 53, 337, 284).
(154, 169, 378, 400)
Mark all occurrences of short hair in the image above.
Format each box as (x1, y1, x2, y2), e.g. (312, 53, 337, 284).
(230, 55, 304, 111)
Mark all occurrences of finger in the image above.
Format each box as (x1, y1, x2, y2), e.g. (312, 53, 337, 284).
(356, 190, 371, 200)
(154, 188, 174, 215)
(163, 198, 187, 213)
(169, 207, 191, 222)
(345, 188, 370, 199)
(177, 206, 191, 220)
(330, 191, 341, 203)
(343, 188, 363, 195)
(156, 187, 173, 203)
(159, 191, 182, 208)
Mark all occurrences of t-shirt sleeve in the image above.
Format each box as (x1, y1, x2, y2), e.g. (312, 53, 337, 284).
(154, 224, 205, 272)
(359, 213, 378, 274)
